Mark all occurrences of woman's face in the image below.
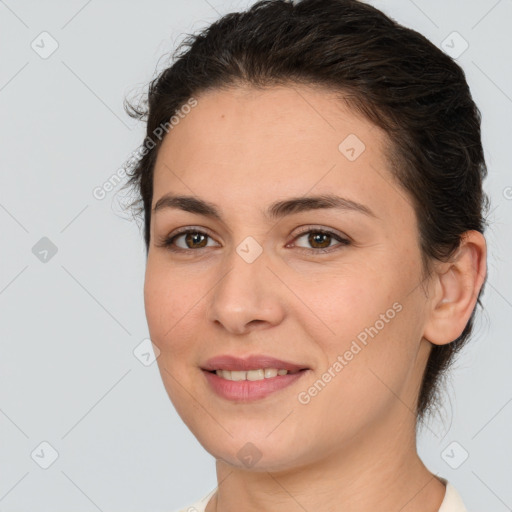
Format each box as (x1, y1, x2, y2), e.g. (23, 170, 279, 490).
(144, 85, 434, 471)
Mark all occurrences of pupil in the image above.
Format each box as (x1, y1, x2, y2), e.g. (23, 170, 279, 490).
(309, 232, 330, 248)
(186, 232, 207, 248)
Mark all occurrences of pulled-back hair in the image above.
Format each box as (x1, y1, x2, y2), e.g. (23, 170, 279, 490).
(122, 0, 489, 425)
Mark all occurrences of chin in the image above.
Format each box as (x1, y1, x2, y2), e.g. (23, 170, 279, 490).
(198, 433, 308, 473)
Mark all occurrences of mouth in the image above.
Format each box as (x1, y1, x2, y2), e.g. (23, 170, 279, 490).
(201, 354, 310, 374)
(200, 354, 310, 400)
(203, 367, 308, 381)
(201, 367, 309, 401)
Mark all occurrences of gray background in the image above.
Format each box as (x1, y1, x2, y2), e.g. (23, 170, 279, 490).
(0, 0, 511, 511)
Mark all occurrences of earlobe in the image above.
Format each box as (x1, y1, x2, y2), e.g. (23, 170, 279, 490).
(423, 230, 487, 346)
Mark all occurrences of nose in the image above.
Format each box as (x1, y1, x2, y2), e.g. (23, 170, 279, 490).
(206, 242, 286, 335)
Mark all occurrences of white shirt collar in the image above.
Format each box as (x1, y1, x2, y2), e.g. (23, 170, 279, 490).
(437, 477, 468, 511)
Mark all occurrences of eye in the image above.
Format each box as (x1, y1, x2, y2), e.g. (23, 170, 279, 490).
(289, 227, 351, 254)
(157, 228, 218, 252)
(157, 226, 351, 255)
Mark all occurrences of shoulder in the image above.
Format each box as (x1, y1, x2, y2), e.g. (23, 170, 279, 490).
(172, 488, 217, 512)
(437, 477, 469, 512)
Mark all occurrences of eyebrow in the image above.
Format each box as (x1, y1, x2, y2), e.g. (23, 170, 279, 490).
(152, 193, 377, 220)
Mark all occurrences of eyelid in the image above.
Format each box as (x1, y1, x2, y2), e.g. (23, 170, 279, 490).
(292, 224, 351, 242)
(169, 225, 217, 239)
(288, 225, 351, 253)
(157, 225, 220, 249)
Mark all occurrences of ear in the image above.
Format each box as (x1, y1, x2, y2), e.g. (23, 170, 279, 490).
(423, 230, 487, 346)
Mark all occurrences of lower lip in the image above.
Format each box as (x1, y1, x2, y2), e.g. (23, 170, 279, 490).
(202, 369, 308, 401)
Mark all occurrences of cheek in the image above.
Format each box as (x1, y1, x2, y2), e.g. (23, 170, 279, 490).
(143, 263, 201, 411)
(299, 268, 394, 345)
(299, 267, 419, 393)
(143, 261, 199, 352)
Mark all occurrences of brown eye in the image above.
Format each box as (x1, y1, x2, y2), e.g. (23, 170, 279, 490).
(307, 232, 332, 249)
(159, 229, 218, 252)
(158, 227, 350, 255)
(292, 228, 351, 254)
(183, 232, 208, 249)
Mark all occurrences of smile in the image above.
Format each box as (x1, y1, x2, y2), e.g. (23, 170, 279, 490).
(202, 368, 308, 401)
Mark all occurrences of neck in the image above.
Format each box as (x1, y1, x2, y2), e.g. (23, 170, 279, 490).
(206, 407, 446, 512)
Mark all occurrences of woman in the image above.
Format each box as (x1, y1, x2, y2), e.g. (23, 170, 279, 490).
(122, 0, 489, 510)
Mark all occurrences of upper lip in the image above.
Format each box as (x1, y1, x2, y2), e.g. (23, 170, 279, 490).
(201, 354, 309, 373)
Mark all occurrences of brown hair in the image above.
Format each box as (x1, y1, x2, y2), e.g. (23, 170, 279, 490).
(121, 0, 489, 425)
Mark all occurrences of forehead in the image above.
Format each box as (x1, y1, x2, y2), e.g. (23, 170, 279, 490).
(152, 84, 404, 221)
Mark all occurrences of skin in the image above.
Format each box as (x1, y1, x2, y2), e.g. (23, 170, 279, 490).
(144, 84, 487, 512)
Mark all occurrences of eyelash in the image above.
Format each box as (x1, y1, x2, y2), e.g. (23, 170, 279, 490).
(157, 226, 351, 255)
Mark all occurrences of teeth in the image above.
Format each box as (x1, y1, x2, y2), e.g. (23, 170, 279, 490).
(215, 368, 291, 381)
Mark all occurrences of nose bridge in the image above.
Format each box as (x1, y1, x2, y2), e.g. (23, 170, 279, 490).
(207, 237, 284, 332)
(215, 237, 269, 308)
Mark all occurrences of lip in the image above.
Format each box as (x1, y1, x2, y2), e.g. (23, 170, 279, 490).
(200, 354, 310, 402)
(201, 354, 309, 373)
(202, 368, 309, 401)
